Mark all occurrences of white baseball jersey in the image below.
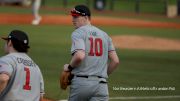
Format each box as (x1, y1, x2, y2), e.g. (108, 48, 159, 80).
(71, 24, 115, 78)
(0, 52, 44, 101)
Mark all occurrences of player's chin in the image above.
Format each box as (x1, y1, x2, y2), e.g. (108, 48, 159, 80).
(73, 24, 78, 29)
(74, 26, 78, 29)
(73, 22, 76, 26)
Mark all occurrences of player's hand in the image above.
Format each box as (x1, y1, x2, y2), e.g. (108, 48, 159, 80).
(63, 64, 70, 72)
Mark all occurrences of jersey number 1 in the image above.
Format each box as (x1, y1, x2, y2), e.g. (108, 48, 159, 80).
(89, 37, 103, 56)
(23, 67, 31, 90)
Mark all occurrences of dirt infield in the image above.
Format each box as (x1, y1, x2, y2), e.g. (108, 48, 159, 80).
(0, 13, 180, 29)
(112, 35, 180, 51)
(43, 98, 53, 101)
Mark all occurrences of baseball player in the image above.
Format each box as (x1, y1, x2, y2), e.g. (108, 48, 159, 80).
(63, 5, 119, 101)
(31, 0, 41, 25)
(0, 30, 44, 101)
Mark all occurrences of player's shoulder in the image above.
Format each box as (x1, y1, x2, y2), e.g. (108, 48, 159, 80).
(74, 24, 93, 33)
(72, 27, 86, 38)
(92, 25, 110, 38)
(0, 53, 13, 60)
(73, 26, 86, 34)
(0, 53, 16, 64)
(90, 25, 106, 33)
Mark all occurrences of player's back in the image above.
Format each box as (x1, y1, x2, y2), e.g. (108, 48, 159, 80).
(1, 53, 44, 101)
(71, 25, 113, 78)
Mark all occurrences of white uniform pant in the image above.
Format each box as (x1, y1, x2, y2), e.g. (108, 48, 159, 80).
(32, 0, 41, 19)
(69, 76, 109, 101)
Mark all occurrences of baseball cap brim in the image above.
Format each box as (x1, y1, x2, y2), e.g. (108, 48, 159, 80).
(1, 37, 8, 40)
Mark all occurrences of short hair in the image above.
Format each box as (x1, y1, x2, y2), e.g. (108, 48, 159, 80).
(8, 37, 30, 53)
(2, 30, 30, 53)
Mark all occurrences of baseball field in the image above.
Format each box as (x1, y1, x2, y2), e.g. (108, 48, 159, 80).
(0, 1, 180, 101)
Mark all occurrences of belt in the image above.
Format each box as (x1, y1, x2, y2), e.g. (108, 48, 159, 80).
(76, 75, 103, 78)
(75, 75, 107, 84)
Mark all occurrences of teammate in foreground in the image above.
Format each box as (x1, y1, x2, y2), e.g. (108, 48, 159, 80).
(0, 30, 44, 101)
(63, 5, 119, 101)
(31, 0, 42, 25)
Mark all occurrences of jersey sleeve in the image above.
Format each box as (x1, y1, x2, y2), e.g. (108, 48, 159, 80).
(71, 31, 85, 54)
(39, 69, 45, 95)
(0, 59, 13, 76)
(108, 36, 115, 52)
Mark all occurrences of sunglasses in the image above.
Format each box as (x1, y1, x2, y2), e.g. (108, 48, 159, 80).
(71, 8, 86, 17)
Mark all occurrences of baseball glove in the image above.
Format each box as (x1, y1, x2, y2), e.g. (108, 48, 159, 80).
(60, 71, 73, 90)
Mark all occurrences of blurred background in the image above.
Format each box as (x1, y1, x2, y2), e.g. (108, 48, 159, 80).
(0, 0, 180, 101)
(0, 0, 180, 17)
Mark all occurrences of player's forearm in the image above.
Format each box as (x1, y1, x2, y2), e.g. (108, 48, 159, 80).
(107, 61, 119, 75)
(0, 83, 7, 93)
(107, 51, 119, 75)
(0, 74, 9, 93)
(70, 50, 85, 67)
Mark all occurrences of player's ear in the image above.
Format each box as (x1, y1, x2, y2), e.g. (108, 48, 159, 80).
(7, 40, 13, 47)
(85, 16, 91, 21)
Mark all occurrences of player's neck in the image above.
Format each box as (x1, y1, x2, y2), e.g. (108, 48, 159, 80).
(9, 47, 18, 53)
(86, 21, 91, 25)
(82, 21, 91, 27)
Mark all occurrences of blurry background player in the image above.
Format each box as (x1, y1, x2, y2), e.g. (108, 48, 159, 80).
(0, 0, 42, 25)
(63, 5, 119, 101)
(31, 0, 42, 25)
(0, 30, 44, 101)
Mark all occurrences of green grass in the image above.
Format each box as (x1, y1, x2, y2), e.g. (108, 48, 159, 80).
(109, 49, 180, 96)
(0, 25, 180, 100)
(41, 0, 167, 14)
(109, 0, 166, 14)
(0, 6, 31, 14)
(98, 26, 180, 39)
(42, 0, 87, 8)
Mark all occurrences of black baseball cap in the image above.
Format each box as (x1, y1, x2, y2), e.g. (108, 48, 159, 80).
(71, 5, 91, 17)
(1, 30, 29, 47)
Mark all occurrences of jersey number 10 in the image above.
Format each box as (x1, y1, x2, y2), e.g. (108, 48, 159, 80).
(88, 37, 103, 56)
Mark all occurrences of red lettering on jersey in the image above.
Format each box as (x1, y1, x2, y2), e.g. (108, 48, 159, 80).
(23, 67, 31, 90)
(95, 38, 103, 56)
(88, 37, 103, 56)
(88, 37, 95, 56)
